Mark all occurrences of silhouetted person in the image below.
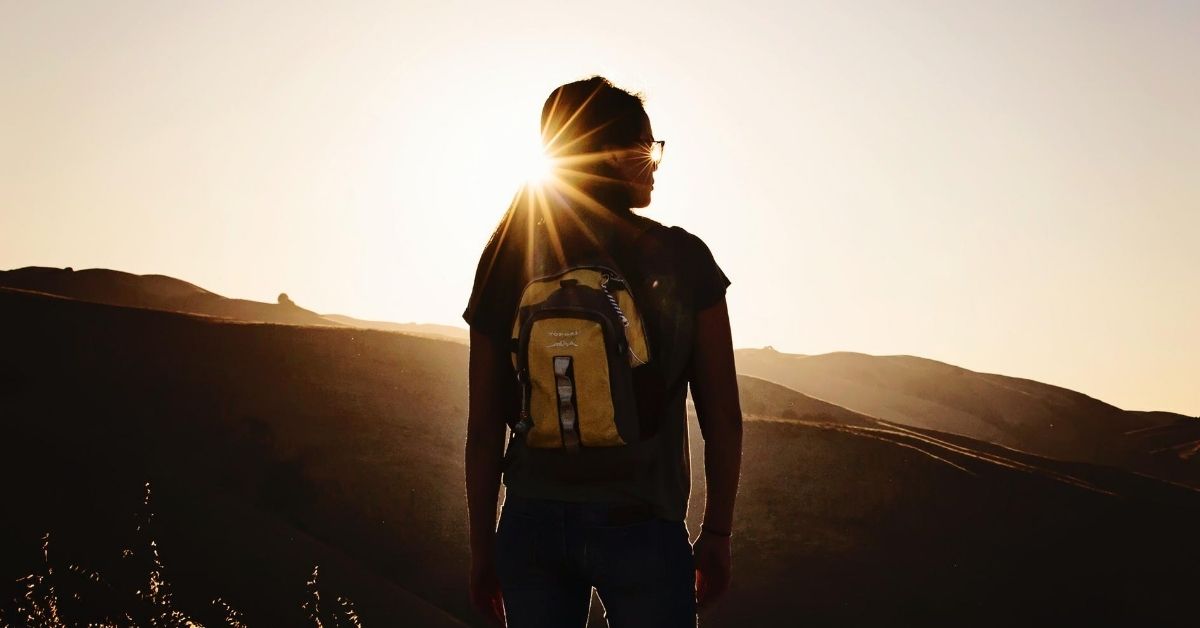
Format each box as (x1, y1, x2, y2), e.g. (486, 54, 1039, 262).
(463, 76, 742, 627)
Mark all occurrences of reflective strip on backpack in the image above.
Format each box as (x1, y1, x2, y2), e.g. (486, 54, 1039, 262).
(553, 356, 581, 453)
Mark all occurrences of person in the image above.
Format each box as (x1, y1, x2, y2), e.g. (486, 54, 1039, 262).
(463, 75, 743, 628)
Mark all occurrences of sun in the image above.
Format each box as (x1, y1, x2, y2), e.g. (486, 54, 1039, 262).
(523, 148, 556, 185)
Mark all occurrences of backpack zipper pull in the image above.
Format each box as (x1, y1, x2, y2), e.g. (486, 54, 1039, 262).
(599, 272, 630, 328)
(514, 367, 533, 436)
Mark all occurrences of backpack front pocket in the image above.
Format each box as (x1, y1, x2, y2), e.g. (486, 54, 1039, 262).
(520, 308, 636, 449)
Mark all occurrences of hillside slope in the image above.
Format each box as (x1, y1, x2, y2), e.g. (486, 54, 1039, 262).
(0, 266, 341, 327)
(734, 347, 1200, 487)
(2, 287, 1198, 626)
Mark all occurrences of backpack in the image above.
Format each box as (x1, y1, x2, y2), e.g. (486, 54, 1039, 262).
(503, 253, 657, 483)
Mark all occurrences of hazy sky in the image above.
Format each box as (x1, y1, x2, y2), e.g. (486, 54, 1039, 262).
(2, 1, 1196, 415)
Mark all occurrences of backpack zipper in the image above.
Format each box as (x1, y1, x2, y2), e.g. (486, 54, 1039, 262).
(514, 264, 650, 367)
(599, 271, 649, 367)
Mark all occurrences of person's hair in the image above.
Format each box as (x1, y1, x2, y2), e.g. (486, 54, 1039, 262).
(468, 78, 649, 307)
(540, 76, 647, 157)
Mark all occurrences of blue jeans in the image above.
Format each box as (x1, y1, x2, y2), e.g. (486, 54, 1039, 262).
(495, 494, 697, 627)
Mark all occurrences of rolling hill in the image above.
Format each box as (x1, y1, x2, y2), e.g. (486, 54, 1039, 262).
(733, 347, 1200, 488)
(0, 266, 465, 342)
(3, 286, 1199, 626)
(320, 314, 469, 344)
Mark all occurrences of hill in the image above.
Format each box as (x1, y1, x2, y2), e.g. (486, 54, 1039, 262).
(2, 287, 1198, 626)
(0, 266, 342, 327)
(734, 347, 1200, 487)
(321, 314, 469, 344)
(9, 264, 1190, 473)
(0, 266, 466, 343)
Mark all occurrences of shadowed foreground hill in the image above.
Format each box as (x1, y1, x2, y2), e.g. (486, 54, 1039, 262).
(734, 347, 1200, 488)
(2, 287, 1199, 626)
(692, 375, 1200, 625)
(0, 287, 473, 626)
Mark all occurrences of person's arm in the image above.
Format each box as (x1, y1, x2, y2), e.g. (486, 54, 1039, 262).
(688, 296, 743, 610)
(465, 326, 517, 627)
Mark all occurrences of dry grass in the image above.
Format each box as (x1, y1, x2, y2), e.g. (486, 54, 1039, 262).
(2, 483, 363, 628)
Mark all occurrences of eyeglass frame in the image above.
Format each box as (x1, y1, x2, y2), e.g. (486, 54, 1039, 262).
(596, 139, 666, 168)
(642, 139, 666, 166)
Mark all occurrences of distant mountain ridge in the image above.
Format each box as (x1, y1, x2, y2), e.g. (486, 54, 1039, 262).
(0, 266, 339, 327)
(733, 347, 1200, 488)
(320, 315, 468, 344)
(0, 266, 464, 341)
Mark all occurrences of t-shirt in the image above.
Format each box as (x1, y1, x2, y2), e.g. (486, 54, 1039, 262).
(461, 201, 731, 522)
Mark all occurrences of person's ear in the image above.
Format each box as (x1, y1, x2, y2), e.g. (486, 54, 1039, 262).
(598, 144, 622, 169)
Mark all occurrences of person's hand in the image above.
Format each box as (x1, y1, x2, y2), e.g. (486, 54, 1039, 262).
(469, 553, 506, 627)
(693, 529, 732, 611)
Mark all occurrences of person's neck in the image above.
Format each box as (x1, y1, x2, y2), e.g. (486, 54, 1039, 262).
(553, 179, 653, 245)
(603, 202, 637, 223)
(597, 200, 653, 243)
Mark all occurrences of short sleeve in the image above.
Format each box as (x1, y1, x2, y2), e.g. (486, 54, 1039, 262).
(462, 235, 521, 344)
(687, 232, 732, 311)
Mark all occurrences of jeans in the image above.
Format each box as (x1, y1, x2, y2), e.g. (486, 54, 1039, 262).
(495, 494, 697, 627)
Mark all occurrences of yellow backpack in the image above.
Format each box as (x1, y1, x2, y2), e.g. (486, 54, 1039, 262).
(505, 262, 654, 480)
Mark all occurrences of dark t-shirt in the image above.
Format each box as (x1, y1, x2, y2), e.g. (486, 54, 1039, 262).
(462, 205, 731, 522)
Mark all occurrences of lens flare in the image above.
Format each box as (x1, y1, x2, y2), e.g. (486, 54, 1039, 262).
(649, 141, 663, 165)
(525, 150, 555, 185)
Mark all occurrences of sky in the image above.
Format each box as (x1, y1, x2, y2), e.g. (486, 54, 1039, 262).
(1, 0, 1196, 415)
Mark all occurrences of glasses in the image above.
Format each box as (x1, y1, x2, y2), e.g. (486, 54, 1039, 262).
(645, 140, 665, 167)
(618, 139, 665, 167)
